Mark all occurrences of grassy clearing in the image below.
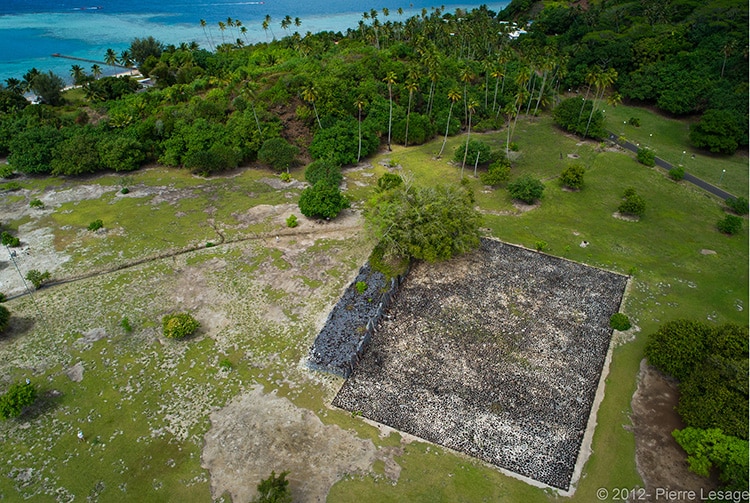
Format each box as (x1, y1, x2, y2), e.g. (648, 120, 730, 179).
(0, 109, 746, 502)
(604, 104, 748, 197)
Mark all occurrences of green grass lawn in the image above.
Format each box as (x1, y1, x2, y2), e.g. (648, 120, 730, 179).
(0, 108, 747, 502)
(604, 104, 748, 198)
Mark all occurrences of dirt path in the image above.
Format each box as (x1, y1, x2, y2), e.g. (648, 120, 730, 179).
(630, 359, 717, 501)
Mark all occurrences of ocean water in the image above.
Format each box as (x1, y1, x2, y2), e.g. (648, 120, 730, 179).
(0, 1, 509, 84)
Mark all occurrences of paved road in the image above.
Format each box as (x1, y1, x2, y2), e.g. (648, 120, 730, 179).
(607, 132, 737, 201)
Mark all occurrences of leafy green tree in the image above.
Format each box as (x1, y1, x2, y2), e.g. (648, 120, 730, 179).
(689, 109, 743, 154)
(678, 356, 748, 440)
(25, 269, 51, 289)
(129, 36, 164, 68)
(636, 147, 655, 167)
(1, 232, 20, 247)
(298, 181, 350, 219)
(98, 135, 146, 172)
(0, 381, 37, 419)
(30, 71, 65, 106)
(251, 471, 292, 503)
(508, 175, 545, 204)
(725, 196, 749, 216)
(618, 190, 646, 218)
(0, 88, 28, 114)
(304, 159, 342, 187)
(309, 118, 378, 166)
(644, 319, 712, 381)
(51, 128, 101, 176)
(8, 125, 65, 174)
(162, 313, 200, 339)
(437, 88, 461, 159)
(553, 97, 605, 139)
(673, 428, 749, 490)
(365, 183, 481, 263)
(185, 144, 240, 176)
(258, 137, 299, 173)
(560, 163, 585, 189)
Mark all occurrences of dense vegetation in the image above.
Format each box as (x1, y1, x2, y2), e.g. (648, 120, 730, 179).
(645, 320, 749, 490)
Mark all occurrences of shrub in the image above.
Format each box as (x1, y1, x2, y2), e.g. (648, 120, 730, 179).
(162, 312, 200, 339)
(0, 381, 37, 419)
(0, 292, 6, 302)
(298, 181, 350, 219)
(725, 196, 749, 216)
(628, 117, 641, 127)
(618, 190, 646, 218)
(717, 215, 743, 235)
(120, 187, 130, 194)
(1, 231, 20, 247)
(2, 182, 22, 191)
(376, 173, 403, 192)
(29, 198, 44, 208)
(286, 214, 298, 228)
(559, 163, 585, 189)
(279, 172, 291, 183)
(355, 281, 367, 294)
(88, 219, 104, 231)
(623, 187, 637, 198)
(258, 137, 299, 172)
(0, 165, 14, 179)
(644, 319, 712, 381)
(508, 175, 545, 204)
(452, 139, 492, 166)
(668, 165, 685, 181)
(0, 304, 9, 333)
(120, 317, 133, 333)
(25, 269, 50, 289)
(534, 240, 547, 252)
(552, 97, 606, 139)
(508, 142, 520, 152)
(673, 428, 749, 491)
(252, 470, 292, 503)
(219, 359, 233, 371)
(304, 159, 342, 187)
(636, 147, 655, 167)
(480, 158, 511, 187)
(609, 313, 631, 331)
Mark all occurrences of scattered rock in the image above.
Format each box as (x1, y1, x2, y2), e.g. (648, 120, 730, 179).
(700, 249, 716, 255)
(66, 362, 84, 382)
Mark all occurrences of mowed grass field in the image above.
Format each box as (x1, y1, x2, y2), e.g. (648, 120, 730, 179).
(0, 110, 747, 502)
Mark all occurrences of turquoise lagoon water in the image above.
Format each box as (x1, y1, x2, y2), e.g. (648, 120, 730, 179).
(1, 1, 509, 83)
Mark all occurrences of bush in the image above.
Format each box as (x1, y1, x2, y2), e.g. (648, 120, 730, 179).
(508, 175, 545, 204)
(668, 165, 685, 181)
(88, 219, 104, 232)
(286, 214, 298, 228)
(452, 139, 492, 166)
(29, 198, 43, 208)
(559, 163, 585, 189)
(717, 215, 743, 235)
(480, 158, 511, 187)
(1, 231, 20, 247)
(673, 428, 749, 490)
(636, 147, 655, 167)
(534, 240, 547, 252)
(251, 470, 292, 503)
(304, 159, 342, 187)
(25, 269, 50, 289)
(0, 304, 9, 333)
(258, 137, 299, 172)
(644, 319, 712, 381)
(279, 172, 291, 182)
(0, 292, 6, 302)
(355, 281, 367, 294)
(618, 190, 646, 218)
(725, 196, 749, 216)
(552, 97, 606, 139)
(120, 317, 133, 333)
(376, 173, 403, 192)
(628, 117, 641, 127)
(298, 181, 350, 220)
(0, 381, 37, 419)
(609, 313, 631, 331)
(162, 313, 200, 340)
(120, 187, 130, 194)
(689, 109, 744, 155)
(2, 182, 22, 191)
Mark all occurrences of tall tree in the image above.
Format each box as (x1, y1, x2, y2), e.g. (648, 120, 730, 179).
(200, 19, 215, 51)
(91, 64, 102, 80)
(437, 88, 461, 159)
(404, 79, 419, 147)
(383, 71, 397, 151)
(354, 96, 366, 162)
(105, 48, 118, 68)
(584, 67, 617, 139)
(461, 99, 478, 177)
(70, 65, 86, 85)
(302, 86, 322, 130)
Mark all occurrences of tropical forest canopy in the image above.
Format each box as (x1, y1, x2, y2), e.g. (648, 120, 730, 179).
(0, 0, 747, 179)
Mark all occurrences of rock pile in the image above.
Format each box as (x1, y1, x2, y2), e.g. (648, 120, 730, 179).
(333, 238, 628, 490)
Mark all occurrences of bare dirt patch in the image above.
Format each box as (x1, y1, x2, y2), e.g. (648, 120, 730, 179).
(333, 238, 628, 490)
(201, 385, 378, 503)
(630, 359, 717, 501)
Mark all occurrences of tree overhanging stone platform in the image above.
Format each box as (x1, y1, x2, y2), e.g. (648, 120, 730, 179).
(332, 238, 628, 490)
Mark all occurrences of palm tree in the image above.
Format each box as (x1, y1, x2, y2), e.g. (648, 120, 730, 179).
(302, 86, 322, 130)
(200, 19, 215, 51)
(354, 96, 366, 162)
(264, 15, 275, 40)
(4, 78, 23, 94)
(437, 88, 461, 159)
(404, 80, 419, 147)
(490, 67, 503, 113)
(462, 99, 478, 177)
(91, 64, 102, 80)
(459, 65, 474, 125)
(119, 50, 133, 69)
(70, 65, 86, 85)
(105, 48, 118, 68)
(218, 21, 226, 45)
(583, 67, 617, 138)
(721, 40, 737, 78)
(383, 71, 397, 151)
(281, 15, 292, 37)
(294, 17, 301, 29)
(243, 82, 264, 140)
